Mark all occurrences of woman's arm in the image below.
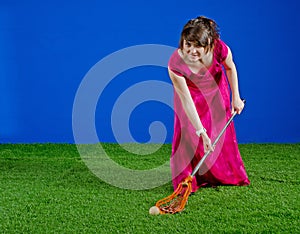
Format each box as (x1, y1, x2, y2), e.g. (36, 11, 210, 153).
(222, 46, 244, 114)
(168, 68, 213, 152)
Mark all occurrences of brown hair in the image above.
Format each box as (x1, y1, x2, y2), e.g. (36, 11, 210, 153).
(179, 16, 220, 53)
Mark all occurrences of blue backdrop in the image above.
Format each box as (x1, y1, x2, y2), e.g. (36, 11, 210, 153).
(1, 0, 299, 143)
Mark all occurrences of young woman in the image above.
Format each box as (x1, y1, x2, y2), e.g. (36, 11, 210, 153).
(168, 16, 250, 192)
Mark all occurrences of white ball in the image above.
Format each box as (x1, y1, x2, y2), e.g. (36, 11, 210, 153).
(149, 206, 160, 215)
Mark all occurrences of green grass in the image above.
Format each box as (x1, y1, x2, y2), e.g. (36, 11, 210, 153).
(0, 143, 299, 233)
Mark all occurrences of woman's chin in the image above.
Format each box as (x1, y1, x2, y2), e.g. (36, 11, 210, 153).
(188, 56, 199, 63)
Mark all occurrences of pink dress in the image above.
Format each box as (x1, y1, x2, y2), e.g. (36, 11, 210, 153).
(168, 39, 250, 192)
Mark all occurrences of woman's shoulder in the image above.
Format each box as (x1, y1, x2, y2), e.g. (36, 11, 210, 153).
(214, 39, 229, 62)
(168, 49, 180, 65)
(168, 49, 189, 77)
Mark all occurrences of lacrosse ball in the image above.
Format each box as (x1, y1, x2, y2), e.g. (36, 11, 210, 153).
(149, 206, 160, 215)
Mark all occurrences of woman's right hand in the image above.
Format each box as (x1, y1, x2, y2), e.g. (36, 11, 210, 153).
(201, 132, 214, 152)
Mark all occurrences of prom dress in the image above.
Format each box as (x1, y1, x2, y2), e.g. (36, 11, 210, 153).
(168, 39, 250, 192)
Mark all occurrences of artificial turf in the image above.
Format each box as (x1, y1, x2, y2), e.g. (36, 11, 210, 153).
(0, 143, 299, 233)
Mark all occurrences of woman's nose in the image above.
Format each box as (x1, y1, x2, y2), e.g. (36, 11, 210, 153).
(191, 47, 197, 53)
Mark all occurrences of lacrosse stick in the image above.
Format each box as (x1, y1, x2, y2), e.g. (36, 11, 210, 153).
(154, 102, 244, 214)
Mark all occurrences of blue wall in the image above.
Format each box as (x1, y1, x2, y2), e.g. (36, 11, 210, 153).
(1, 0, 299, 143)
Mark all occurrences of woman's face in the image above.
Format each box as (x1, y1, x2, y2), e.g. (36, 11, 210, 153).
(182, 40, 205, 63)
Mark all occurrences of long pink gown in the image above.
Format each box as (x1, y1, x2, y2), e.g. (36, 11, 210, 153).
(168, 39, 250, 192)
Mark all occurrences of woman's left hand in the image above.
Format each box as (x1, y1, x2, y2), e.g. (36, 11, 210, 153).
(231, 98, 245, 114)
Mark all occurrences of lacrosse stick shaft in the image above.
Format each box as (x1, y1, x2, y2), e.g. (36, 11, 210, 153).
(191, 111, 238, 177)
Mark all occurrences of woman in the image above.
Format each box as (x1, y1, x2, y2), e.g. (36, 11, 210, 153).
(168, 16, 250, 192)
